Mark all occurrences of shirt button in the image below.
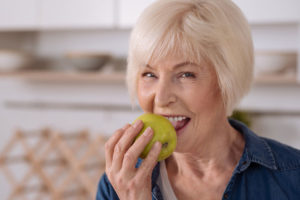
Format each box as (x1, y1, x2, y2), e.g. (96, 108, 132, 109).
(242, 161, 247, 165)
(224, 193, 229, 199)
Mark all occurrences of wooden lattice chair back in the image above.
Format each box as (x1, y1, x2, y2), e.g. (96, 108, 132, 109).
(0, 129, 107, 200)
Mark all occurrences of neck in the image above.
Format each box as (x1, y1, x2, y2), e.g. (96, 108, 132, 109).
(166, 119, 245, 178)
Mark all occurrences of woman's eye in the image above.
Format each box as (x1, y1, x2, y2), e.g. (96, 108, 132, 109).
(142, 72, 156, 78)
(181, 72, 196, 78)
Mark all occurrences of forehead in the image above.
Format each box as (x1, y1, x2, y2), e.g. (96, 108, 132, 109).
(146, 61, 198, 70)
(144, 54, 207, 71)
(148, 47, 198, 64)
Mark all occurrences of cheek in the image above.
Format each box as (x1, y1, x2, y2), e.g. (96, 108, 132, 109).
(185, 84, 222, 113)
(137, 81, 155, 113)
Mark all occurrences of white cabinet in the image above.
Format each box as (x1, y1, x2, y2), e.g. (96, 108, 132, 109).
(40, 0, 115, 29)
(233, 0, 300, 23)
(0, 0, 38, 30)
(118, 0, 156, 28)
(0, 0, 300, 30)
(119, 0, 300, 28)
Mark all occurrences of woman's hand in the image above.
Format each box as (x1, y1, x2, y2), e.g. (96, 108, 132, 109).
(105, 120, 162, 200)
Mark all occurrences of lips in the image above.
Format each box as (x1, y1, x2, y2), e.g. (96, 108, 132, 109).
(162, 115, 191, 132)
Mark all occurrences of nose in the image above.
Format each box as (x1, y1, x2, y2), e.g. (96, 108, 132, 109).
(154, 78, 176, 107)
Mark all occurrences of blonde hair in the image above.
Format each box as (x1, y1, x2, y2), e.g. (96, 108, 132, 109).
(126, 0, 254, 116)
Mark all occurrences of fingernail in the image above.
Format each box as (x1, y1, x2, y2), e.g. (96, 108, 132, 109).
(143, 127, 152, 136)
(133, 120, 142, 128)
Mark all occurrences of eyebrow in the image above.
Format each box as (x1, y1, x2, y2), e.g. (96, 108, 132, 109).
(145, 61, 198, 69)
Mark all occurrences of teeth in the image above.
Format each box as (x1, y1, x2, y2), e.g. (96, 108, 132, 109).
(166, 116, 187, 122)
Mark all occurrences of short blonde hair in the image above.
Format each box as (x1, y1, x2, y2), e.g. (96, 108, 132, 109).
(126, 0, 254, 116)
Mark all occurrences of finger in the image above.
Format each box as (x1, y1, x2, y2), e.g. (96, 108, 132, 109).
(122, 127, 153, 170)
(105, 124, 130, 168)
(137, 141, 162, 177)
(112, 120, 143, 170)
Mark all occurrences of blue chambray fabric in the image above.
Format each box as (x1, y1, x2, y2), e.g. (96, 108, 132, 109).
(96, 119, 300, 200)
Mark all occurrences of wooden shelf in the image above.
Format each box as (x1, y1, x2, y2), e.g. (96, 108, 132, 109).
(0, 70, 299, 85)
(0, 70, 126, 83)
(254, 74, 298, 85)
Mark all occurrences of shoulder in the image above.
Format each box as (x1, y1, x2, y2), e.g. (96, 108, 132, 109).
(229, 118, 300, 171)
(262, 137, 300, 171)
(259, 137, 300, 197)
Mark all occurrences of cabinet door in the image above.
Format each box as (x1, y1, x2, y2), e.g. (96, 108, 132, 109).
(233, 0, 300, 23)
(40, 0, 115, 29)
(118, 0, 156, 28)
(0, 0, 37, 30)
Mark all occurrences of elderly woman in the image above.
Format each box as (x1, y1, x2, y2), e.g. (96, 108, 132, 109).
(97, 0, 300, 199)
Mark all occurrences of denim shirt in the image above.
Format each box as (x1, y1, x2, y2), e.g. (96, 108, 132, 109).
(96, 119, 300, 200)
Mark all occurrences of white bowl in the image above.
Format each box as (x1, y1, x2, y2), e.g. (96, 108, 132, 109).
(254, 51, 297, 75)
(65, 52, 112, 71)
(0, 50, 33, 71)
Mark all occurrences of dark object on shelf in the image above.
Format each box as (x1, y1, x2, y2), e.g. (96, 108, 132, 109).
(254, 51, 297, 76)
(230, 110, 252, 127)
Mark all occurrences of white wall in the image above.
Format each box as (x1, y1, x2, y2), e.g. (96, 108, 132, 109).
(36, 29, 131, 58)
(251, 23, 299, 51)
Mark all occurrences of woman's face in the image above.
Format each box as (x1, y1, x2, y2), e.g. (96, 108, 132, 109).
(137, 55, 227, 153)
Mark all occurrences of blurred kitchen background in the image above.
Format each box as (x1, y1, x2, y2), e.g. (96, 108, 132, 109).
(0, 0, 300, 199)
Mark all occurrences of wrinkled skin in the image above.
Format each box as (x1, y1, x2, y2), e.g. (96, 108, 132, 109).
(105, 120, 162, 200)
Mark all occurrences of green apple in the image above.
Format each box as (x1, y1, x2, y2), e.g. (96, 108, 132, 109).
(133, 113, 177, 161)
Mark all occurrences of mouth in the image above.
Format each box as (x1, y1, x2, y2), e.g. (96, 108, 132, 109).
(162, 115, 191, 133)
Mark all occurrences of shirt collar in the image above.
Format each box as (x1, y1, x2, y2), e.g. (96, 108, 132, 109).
(229, 119, 278, 172)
